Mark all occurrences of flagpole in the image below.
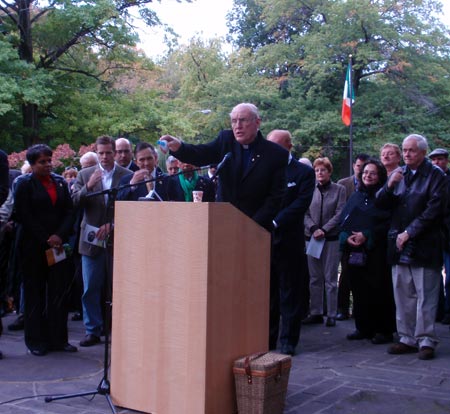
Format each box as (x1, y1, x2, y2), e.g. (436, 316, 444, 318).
(348, 54, 353, 175)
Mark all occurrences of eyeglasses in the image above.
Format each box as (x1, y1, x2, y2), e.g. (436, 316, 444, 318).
(65, 166, 78, 171)
(230, 117, 255, 126)
(362, 171, 378, 177)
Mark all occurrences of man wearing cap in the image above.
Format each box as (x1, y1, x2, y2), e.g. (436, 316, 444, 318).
(428, 148, 450, 324)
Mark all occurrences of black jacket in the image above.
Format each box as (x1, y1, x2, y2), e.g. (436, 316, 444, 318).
(117, 169, 169, 201)
(14, 173, 74, 253)
(172, 130, 287, 230)
(376, 159, 447, 267)
(272, 157, 315, 247)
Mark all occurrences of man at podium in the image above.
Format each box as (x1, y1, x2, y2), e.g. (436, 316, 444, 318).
(158, 103, 288, 231)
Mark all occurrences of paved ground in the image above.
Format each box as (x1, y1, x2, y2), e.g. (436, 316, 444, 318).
(1, 312, 450, 413)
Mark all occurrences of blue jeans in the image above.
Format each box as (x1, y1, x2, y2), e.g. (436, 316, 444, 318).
(81, 253, 107, 337)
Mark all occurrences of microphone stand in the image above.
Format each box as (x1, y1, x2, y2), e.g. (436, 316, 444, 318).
(99, 165, 213, 201)
(45, 186, 119, 413)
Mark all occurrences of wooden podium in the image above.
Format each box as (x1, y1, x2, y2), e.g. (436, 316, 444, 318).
(110, 202, 270, 414)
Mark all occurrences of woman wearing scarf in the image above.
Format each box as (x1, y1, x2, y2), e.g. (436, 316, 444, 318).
(339, 159, 396, 344)
(167, 162, 215, 202)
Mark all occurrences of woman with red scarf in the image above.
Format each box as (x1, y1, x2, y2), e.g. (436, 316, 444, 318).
(14, 144, 76, 356)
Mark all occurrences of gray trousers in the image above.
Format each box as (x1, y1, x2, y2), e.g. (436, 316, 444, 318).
(392, 264, 440, 349)
(307, 240, 341, 318)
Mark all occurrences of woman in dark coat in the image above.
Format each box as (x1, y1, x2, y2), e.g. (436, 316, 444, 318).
(339, 159, 396, 344)
(14, 144, 76, 356)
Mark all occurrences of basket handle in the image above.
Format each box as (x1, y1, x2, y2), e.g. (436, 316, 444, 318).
(244, 352, 267, 384)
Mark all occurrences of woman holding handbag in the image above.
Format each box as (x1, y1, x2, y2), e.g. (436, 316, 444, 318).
(339, 159, 396, 344)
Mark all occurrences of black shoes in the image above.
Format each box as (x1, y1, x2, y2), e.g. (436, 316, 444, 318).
(71, 312, 83, 321)
(28, 348, 48, 356)
(8, 314, 24, 331)
(371, 333, 393, 345)
(79, 334, 101, 347)
(302, 315, 324, 325)
(325, 317, 336, 327)
(280, 344, 296, 356)
(347, 330, 369, 340)
(51, 343, 78, 353)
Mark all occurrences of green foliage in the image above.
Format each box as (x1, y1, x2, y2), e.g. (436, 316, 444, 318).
(221, 0, 450, 173)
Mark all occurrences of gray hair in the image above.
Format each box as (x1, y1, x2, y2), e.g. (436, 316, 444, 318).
(166, 155, 178, 165)
(229, 103, 261, 120)
(403, 134, 428, 151)
(80, 151, 99, 168)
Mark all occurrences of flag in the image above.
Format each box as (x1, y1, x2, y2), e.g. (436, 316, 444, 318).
(341, 64, 354, 126)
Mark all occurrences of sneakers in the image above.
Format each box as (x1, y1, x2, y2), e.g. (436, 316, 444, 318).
(302, 315, 324, 325)
(387, 342, 418, 355)
(418, 346, 435, 360)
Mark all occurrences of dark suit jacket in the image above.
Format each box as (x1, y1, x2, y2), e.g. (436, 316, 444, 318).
(172, 130, 288, 230)
(167, 174, 215, 202)
(71, 164, 130, 257)
(117, 169, 169, 201)
(14, 173, 74, 253)
(128, 161, 139, 172)
(273, 158, 315, 249)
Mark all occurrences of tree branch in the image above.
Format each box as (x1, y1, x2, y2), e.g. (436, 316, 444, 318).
(0, 1, 19, 27)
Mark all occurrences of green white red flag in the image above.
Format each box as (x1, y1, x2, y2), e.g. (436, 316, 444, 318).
(341, 64, 354, 126)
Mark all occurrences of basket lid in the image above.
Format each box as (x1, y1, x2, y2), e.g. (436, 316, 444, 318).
(234, 351, 291, 370)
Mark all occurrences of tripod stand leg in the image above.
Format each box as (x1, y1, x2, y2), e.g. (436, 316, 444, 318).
(105, 393, 118, 413)
(45, 377, 117, 413)
(45, 390, 98, 402)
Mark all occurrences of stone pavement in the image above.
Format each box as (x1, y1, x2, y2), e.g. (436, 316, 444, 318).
(1, 311, 450, 414)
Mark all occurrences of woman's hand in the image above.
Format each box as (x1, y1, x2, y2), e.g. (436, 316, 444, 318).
(313, 229, 325, 240)
(47, 234, 63, 252)
(347, 231, 366, 247)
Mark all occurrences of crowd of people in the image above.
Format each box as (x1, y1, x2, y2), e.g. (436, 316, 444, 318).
(0, 102, 448, 363)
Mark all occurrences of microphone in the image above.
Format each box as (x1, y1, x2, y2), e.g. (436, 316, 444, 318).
(212, 152, 232, 179)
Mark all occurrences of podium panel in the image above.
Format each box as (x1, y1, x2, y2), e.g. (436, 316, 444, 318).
(110, 202, 270, 414)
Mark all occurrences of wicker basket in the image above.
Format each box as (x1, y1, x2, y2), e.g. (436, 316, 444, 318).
(233, 352, 291, 414)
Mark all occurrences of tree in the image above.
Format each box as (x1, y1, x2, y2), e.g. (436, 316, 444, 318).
(0, 0, 190, 148)
(226, 0, 450, 174)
